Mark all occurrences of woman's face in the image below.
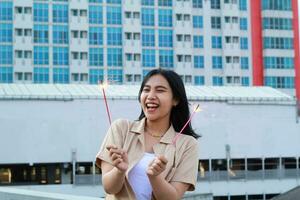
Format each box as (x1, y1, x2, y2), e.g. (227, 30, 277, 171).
(140, 74, 178, 123)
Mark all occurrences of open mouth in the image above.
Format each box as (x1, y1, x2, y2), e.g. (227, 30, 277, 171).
(146, 103, 159, 112)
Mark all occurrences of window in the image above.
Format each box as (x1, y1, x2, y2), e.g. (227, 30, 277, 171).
(53, 4, 68, 23)
(0, 23, 12, 42)
(193, 0, 203, 8)
(33, 3, 48, 22)
(212, 56, 222, 69)
(141, 8, 155, 26)
(142, 29, 155, 47)
(107, 6, 121, 25)
(0, 67, 13, 83)
(212, 36, 222, 48)
(159, 29, 173, 47)
(89, 48, 103, 66)
(34, 67, 49, 83)
(239, 0, 247, 10)
(0, 1, 13, 21)
(34, 46, 49, 65)
(108, 69, 123, 83)
(262, 0, 291, 11)
(53, 68, 69, 83)
(53, 25, 68, 44)
(241, 57, 249, 69)
(142, 49, 156, 67)
(241, 77, 249, 86)
(263, 17, 293, 30)
(193, 36, 204, 48)
(53, 47, 69, 65)
(89, 27, 103, 45)
(240, 17, 247, 30)
(264, 76, 294, 88)
(193, 16, 203, 28)
(240, 37, 248, 49)
(194, 56, 204, 68)
(263, 37, 293, 49)
(158, 9, 172, 27)
(107, 0, 121, 4)
(89, 69, 104, 84)
(211, 16, 221, 29)
(159, 50, 173, 68)
(211, 0, 221, 9)
(107, 48, 122, 66)
(107, 27, 122, 45)
(34, 25, 48, 44)
(89, 6, 103, 24)
(158, 0, 172, 6)
(264, 57, 294, 69)
(213, 76, 223, 86)
(194, 76, 205, 85)
(142, 0, 155, 6)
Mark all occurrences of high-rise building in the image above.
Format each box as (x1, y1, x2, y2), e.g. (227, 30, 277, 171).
(0, 0, 299, 99)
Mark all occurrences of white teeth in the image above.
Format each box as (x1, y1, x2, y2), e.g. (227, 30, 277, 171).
(146, 103, 159, 108)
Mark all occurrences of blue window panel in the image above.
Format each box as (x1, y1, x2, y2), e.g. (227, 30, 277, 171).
(34, 3, 48, 22)
(0, 45, 12, 65)
(53, 68, 69, 83)
(142, 8, 155, 26)
(142, 29, 155, 47)
(240, 17, 247, 30)
(107, 0, 121, 4)
(142, 0, 154, 6)
(108, 69, 123, 84)
(143, 69, 152, 78)
(241, 77, 249, 86)
(107, 48, 122, 66)
(158, 0, 172, 6)
(0, 2, 12, 21)
(142, 49, 155, 67)
(193, 0, 203, 8)
(34, 46, 49, 65)
(158, 29, 173, 47)
(159, 50, 173, 68)
(194, 56, 204, 68)
(0, 66, 12, 83)
(53, 47, 69, 65)
(33, 67, 49, 83)
(158, 9, 172, 27)
(53, 25, 68, 44)
(34, 25, 49, 44)
(107, 27, 122, 45)
(0, 23, 12, 42)
(262, 0, 291, 11)
(240, 37, 248, 49)
(89, 6, 103, 24)
(193, 16, 203, 29)
(89, 48, 104, 66)
(211, 0, 221, 9)
(53, 4, 68, 23)
(193, 36, 204, 48)
(194, 76, 204, 85)
(264, 57, 294, 69)
(239, 0, 247, 10)
(213, 76, 223, 86)
(89, 27, 103, 45)
(107, 6, 121, 25)
(89, 0, 103, 2)
(89, 69, 104, 84)
(263, 17, 292, 30)
(264, 76, 294, 89)
(212, 56, 222, 69)
(241, 57, 249, 69)
(212, 36, 222, 48)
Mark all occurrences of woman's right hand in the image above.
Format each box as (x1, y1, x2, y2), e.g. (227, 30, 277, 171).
(106, 145, 128, 173)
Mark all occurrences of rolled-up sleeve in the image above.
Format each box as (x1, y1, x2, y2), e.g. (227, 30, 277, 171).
(95, 119, 126, 169)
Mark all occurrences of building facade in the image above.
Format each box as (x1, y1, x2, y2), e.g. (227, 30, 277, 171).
(0, 0, 299, 99)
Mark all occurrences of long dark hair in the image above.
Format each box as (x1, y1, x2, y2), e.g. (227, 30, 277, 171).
(138, 69, 200, 139)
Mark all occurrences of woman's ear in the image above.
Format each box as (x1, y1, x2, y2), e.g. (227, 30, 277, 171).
(173, 99, 179, 107)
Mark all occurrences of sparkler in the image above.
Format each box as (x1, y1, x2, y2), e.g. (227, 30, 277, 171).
(99, 80, 112, 125)
(172, 104, 201, 145)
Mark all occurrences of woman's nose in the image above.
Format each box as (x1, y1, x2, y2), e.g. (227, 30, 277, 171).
(147, 90, 157, 100)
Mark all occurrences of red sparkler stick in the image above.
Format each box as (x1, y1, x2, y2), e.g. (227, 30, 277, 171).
(100, 81, 112, 125)
(172, 104, 200, 145)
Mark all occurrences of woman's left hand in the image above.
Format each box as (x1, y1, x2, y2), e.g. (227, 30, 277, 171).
(147, 155, 168, 177)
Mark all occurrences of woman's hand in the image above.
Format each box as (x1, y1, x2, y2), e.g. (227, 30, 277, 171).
(106, 145, 128, 173)
(147, 155, 168, 177)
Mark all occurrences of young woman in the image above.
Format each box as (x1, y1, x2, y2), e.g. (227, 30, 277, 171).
(96, 69, 200, 200)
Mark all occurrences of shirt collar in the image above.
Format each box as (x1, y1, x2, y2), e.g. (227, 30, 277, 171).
(130, 117, 177, 144)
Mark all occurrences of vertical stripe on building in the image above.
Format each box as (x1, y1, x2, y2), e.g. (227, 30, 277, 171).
(292, 0, 300, 100)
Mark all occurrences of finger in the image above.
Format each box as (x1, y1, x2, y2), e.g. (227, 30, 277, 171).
(148, 159, 155, 167)
(106, 145, 117, 151)
(158, 155, 168, 164)
(113, 158, 123, 166)
(109, 148, 124, 155)
(111, 153, 122, 161)
(152, 163, 163, 172)
(154, 159, 165, 169)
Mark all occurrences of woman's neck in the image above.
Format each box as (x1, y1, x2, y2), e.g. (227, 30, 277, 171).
(145, 118, 170, 137)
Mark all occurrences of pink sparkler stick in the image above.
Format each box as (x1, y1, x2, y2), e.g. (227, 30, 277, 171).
(172, 104, 200, 145)
(100, 81, 112, 125)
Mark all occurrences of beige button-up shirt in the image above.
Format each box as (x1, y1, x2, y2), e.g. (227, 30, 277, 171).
(96, 118, 198, 200)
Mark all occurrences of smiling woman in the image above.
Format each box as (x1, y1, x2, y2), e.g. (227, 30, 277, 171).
(96, 69, 200, 200)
